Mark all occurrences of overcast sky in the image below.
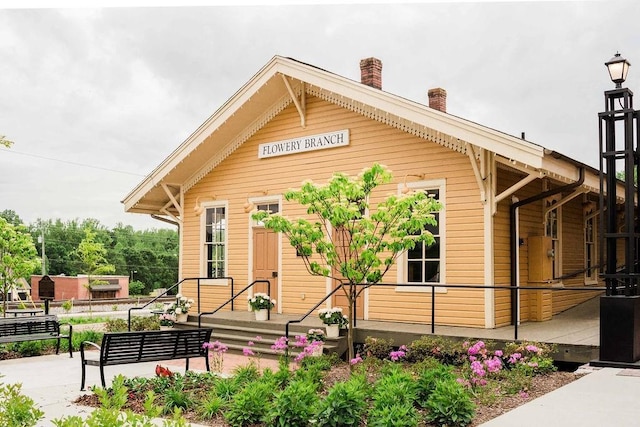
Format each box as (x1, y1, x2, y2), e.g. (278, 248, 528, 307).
(1, 1, 639, 230)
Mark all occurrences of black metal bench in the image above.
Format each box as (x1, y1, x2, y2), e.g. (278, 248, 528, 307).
(80, 327, 213, 390)
(0, 314, 73, 357)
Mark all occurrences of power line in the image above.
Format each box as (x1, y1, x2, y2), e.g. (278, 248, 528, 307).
(1, 147, 147, 177)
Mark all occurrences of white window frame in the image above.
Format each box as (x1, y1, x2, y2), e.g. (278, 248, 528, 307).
(584, 209, 598, 284)
(545, 204, 562, 282)
(199, 201, 229, 286)
(396, 179, 446, 293)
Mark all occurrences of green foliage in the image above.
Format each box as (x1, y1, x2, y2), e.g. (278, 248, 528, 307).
(267, 379, 319, 427)
(364, 336, 394, 360)
(128, 280, 146, 296)
(0, 218, 40, 314)
(231, 364, 260, 387)
(315, 374, 368, 427)
(372, 364, 418, 409)
(406, 336, 467, 365)
(104, 318, 127, 332)
(415, 364, 457, 407)
(61, 299, 73, 313)
(424, 379, 475, 427)
(197, 394, 225, 420)
(103, 316, 158, 332)
(0, 379, 44, 427)
(223, 379, 275, 427)
(368, 403, 420, 427)
(253, 163, 443, 361)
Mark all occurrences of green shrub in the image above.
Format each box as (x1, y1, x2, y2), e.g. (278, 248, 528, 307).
(214, 378, 240, 401)
(224, 380, 274, 427)
(315, 374, 368, 427)
(129, 280, 146, 296)
(424, 379, 475, 427)
(368, 403, 420, 427)
(232, 364, 260, 387)
(415, 364, 456, 407)
(0, 380, 44, 427)
(61, 299, 73, 313)
(267, 379, 319, 427)
(364, 336, 394, 360)
(15, 341, 44, 357)
(406, 336, 466, 365)
(197, 394, 225, 420)
(104, 318, 127, 332)
(372, 364, 417, 409)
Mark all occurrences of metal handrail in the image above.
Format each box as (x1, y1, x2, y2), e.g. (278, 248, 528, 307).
(127, 276, 212, 331)
(197, 279, 271, 328)
(284, 285, 344, 359)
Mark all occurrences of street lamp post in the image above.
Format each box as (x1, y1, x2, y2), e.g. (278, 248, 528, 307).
(596, 52, 640, 365)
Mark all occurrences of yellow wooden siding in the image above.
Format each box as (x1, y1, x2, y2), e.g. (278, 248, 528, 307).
(176, 94, 488, 326)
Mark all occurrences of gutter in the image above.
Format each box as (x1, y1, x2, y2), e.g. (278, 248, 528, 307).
(509, 168, 585, 337)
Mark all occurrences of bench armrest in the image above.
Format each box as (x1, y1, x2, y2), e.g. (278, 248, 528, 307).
(80, 340, 101, 361)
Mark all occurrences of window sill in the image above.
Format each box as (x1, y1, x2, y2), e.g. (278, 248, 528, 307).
(394, 284, 447, 294)
(199, 278, 229, 286)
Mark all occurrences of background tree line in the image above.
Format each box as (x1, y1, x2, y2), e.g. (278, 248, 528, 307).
(0, 209, 178, 296)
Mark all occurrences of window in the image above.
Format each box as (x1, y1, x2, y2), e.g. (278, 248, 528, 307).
(204, 206, 226, 278)
(254, 202, 279, 226)
(406, 188, 441, 284)
(545, 205, 561, 279)
(585, 210, 598, 283)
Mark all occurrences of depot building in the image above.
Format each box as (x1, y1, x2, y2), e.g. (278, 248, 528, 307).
(123, 56, 609, 329)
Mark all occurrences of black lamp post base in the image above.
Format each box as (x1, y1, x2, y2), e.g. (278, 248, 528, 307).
(597, 295, 640, 364)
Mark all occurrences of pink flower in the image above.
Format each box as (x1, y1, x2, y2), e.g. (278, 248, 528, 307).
(494, 350, 503, 357)
(350, 354, 363, 365)
(243, 348, 255, 357)
(525, 345, 540, 354)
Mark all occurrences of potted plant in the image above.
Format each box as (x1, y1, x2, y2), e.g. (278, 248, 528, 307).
(248, 292, 276, 321)
(168, 294, 194, 323)
(319, 307, 348, 338)
(159, 313, 175, 330)
(306, 328, 326, 356)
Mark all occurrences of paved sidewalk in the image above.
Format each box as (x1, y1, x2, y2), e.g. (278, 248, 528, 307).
(480, 366, 640, 426)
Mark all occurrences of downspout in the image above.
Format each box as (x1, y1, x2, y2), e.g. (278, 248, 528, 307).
(509, 168, 585, 335)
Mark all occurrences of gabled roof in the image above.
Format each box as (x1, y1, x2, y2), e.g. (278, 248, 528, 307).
(122, 55, 593, 216)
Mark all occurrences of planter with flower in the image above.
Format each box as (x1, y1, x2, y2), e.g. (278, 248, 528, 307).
(319, 307, 348, 338)
(168, 294, 194, 323)
(248, 292, 276, 321)
(159, 313, 175, 330)
(306, 328, 326, 356)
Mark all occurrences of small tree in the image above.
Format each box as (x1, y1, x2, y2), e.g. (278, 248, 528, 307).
(76, 228, 115, 312)
(253, 163, 442, 361)
(0, 218, 39, 316)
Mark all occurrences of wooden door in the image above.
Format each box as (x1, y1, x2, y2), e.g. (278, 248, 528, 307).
(252, 228, 278, 298)
(331, 226, 364, 319)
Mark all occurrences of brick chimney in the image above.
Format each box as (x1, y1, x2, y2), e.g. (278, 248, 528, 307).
(360, 57, 382, 89)
(428, 88, 447, 112)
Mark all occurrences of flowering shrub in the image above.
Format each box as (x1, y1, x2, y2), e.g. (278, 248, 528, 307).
(248, 293, 276, 311)
(159, 313, 175, 327)
(460, 340, 556, 389)
(389, 345, 408, 362)
(168, 294, 194, 315)
(318, 307, 348, 327)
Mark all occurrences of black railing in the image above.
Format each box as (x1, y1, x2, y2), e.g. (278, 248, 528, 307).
(342, 282, 605, 340)
(284, 285, 345, 359)
(197, 279, 271, 328)
(127, 276, 218, 331)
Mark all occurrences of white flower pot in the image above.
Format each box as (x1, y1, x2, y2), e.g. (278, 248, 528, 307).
(255, 309, 268, 321)
(176, 313, 188, 323)
(325, 324, 339, 338)
(160, 325, 173, 331)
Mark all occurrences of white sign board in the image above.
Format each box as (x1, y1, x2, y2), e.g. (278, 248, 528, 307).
(258, 129, 349, 159)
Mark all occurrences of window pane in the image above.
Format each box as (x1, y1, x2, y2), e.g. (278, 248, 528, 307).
(424, 261, 440, 282)
(408, 242, 423, 260)
(407, 261, 423, 282)
(425, 238, 440, 259)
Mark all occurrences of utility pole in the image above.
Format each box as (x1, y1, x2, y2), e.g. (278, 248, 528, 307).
(37, 222, 46, 275)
